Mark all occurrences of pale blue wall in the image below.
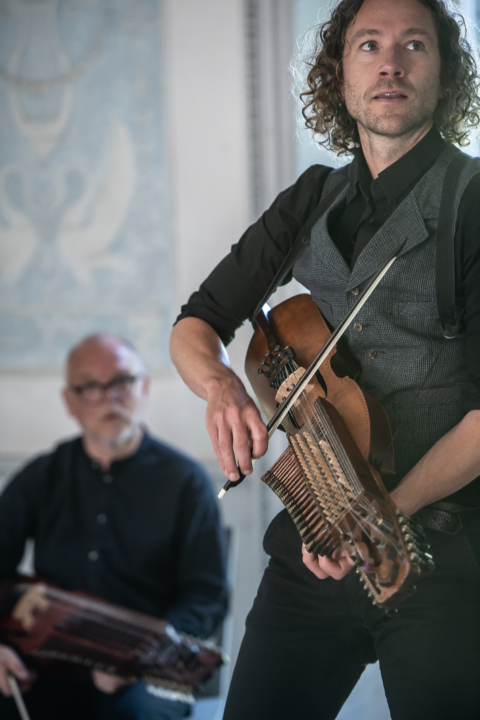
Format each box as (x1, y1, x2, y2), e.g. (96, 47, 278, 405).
(293, 0, 338, 175)
(0, 0, 170, 372)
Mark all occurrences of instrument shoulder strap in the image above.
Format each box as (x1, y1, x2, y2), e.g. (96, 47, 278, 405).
(252, 147, 480, 334)
(251, 166, 349, 319)
(435, 146, 480, 338)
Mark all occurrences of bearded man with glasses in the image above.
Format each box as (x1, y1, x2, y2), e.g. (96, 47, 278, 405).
(0, 334, 228, 720)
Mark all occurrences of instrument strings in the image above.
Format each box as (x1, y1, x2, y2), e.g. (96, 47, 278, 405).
(16, 585, 162, 650)
(273, 359, 400, 554)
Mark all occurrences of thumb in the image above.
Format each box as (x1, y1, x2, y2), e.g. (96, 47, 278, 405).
(4, 655, 28, 680)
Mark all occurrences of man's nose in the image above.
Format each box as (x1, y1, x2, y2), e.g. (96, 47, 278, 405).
(378, 48, 405, 78)
(102, 387, 122, 402)
(106, 388, 125, 400)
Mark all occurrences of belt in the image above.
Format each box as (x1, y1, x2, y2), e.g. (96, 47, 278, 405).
(414, 501, 480, 535)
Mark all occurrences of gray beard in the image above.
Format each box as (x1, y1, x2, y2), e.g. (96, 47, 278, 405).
(94, 423, 138, 449)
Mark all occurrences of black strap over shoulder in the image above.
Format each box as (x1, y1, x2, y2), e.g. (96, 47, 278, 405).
(435, 148, 470, 338)
(252, 149, 479, 336)
(251, 168, 349, 319)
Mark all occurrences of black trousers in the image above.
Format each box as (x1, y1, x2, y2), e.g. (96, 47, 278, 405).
(224, 509, 480, 720)
(0, 678, 192, 720)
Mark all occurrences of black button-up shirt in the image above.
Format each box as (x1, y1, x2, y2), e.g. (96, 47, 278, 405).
(0, 432, 228, 639)
(177, 127, 480, 413)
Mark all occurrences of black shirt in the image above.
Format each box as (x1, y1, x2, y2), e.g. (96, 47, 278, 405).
(0, 432, 228, 639)
(177, 128, 480, 413)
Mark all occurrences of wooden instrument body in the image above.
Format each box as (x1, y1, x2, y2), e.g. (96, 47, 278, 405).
(0, 577, 223, 692)
(245, 295, 433, 610)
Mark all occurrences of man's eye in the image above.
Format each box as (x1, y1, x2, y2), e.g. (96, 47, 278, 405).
(407, 40, 423, 51)
(112, 377, 135, 391)
(82, 383, 100, 392)
(361, 40, 377, 51)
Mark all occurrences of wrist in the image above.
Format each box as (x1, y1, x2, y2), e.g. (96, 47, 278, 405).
(390, 486, 425, 517)
(205, 372, 245, 402)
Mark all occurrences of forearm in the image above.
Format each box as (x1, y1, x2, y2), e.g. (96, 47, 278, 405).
(170, 317, 268, 477)
(170, 317, 246, 401)
(391, 409, 480, 516)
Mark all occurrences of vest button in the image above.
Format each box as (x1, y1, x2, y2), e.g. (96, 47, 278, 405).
(351, 287, 360, 296)
(88, 550, 99, 561)
(353, 322, 363, 332)
(368, 349, 378, 359)
(97, 514, 107, 524)
(103, 474, 113, 485)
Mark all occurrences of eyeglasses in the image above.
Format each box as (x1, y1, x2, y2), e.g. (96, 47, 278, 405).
(68, 375, 143, 404)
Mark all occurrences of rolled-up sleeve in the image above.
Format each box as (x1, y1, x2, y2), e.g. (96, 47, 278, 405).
(175, 164, 332, 345)
(457, 174, 480, 414)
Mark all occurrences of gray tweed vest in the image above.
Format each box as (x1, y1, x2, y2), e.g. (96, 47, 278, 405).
(293, 148, 479, 487)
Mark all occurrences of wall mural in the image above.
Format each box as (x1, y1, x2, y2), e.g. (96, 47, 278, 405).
(0, 0, 170, 371)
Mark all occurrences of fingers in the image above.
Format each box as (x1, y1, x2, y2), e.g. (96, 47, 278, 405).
(220, 407, 250, 480)
(230, 407, 268, 476)
(0, 645, 29, 697)
(92, 670, 129, 694)
(206, 395, 268, 480)
(302, 545, 354, 581)
(0, 669, 12, 697)
(250, 416, 269, 460)
(302, 546, 330, 579)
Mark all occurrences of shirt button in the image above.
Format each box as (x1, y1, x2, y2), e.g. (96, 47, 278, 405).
(103, 474, 113, 485)
(97, 514, 107, 524)
(353, 322, 363, 332)
(88, 550, 99, 561)
(368, 349, 378, 359)
(351, 287, 360, 296)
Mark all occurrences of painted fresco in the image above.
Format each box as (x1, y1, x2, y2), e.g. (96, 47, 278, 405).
(0, 0, 170, 371)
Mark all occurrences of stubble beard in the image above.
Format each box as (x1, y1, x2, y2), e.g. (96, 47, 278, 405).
(344, 81, 439, 141)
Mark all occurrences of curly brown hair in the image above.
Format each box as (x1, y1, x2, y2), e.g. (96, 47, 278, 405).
(301, 0, 480, 154)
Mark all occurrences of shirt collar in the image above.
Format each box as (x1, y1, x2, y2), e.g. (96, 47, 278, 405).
(347, 126, 446, 205)
(79, 427, 153, 472)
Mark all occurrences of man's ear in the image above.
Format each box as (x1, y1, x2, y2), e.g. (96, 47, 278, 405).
(141, 375, 151, 399)
(62, 387, 77, 418)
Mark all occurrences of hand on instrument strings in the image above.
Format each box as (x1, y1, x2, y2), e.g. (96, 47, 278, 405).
(205, 375, 268, 481)
(0, 644, 36, 696)
(302, 544, 354, 581)
(92, 670, 132, 694)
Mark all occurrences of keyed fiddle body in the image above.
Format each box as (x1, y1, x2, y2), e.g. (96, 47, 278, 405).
(245, 294, 434, 610)
(0, 578, 224, 693)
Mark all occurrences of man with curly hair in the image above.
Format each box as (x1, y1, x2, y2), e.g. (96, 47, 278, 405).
(171, 0, 480, 718)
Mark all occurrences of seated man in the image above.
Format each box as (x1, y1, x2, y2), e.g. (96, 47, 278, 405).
(0, 333, 228, 720)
